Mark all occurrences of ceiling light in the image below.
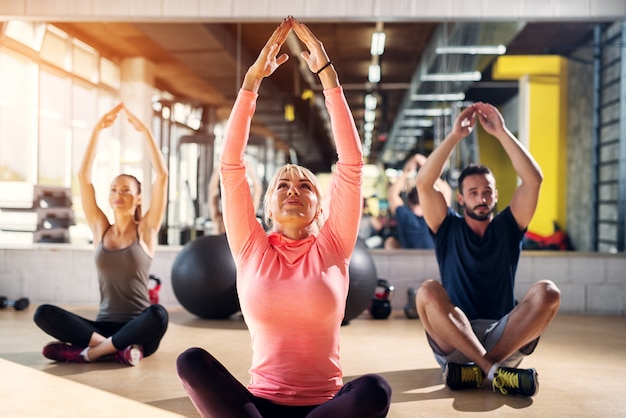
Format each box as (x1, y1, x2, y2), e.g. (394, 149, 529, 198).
(435, 45, 506, 55)
(403, 108, 452, 117)
(420, 71, 482, 82)
(411, 93, 465, 101)
(368, 64, 381, 83)
(370, 31, 386, 56)
(364, 122, 374, 132)
(401, 118, 434, 128)
(364, 109, 376, 123)
(398, 129, 424, 137)
(364, 93, 377, 110)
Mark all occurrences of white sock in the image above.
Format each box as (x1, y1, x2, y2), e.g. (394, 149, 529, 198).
(80, 347, 91, 362)
(487, 364, 500, 381)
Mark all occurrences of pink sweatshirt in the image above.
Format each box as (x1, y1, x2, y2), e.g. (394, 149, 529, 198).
(220, 87, 363, 406)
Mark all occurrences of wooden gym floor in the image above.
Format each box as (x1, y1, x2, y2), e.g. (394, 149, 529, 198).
(1, 304, 625, 417)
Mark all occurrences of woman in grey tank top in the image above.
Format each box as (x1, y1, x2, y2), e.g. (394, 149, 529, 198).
(34, 103, 169, 366)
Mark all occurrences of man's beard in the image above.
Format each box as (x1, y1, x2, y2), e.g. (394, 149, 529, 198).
(462, 204, 494, 221)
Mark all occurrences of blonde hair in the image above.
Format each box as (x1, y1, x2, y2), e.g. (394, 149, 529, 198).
(263, 164, 325, 231)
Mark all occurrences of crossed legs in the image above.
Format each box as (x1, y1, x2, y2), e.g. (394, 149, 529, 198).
(34, 303, 168, 361)
(415, 279, 561, 376)
(176, 347, 391, 418)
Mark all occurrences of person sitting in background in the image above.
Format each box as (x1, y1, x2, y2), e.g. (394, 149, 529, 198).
(387, 153, 452, 249)
(34, 103, 169, 366)
(175, 17, 391, 417)
(208, 162, 262, 235)
(359, 197, 384, 248)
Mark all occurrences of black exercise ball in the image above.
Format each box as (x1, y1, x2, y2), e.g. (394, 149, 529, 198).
(343, 238, 378, 324)
(171, 234, 240, 319)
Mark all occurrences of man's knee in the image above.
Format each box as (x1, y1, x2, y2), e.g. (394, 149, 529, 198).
(533, 279, 561, 309)
(416, 279, 444, 306)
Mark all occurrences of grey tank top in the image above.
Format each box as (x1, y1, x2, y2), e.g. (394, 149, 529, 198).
(94, 226, 152, 322)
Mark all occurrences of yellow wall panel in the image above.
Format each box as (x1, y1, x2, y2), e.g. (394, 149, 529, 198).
(491, 56, 568, 236)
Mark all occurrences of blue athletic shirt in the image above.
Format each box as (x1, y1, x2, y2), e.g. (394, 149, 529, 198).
(395, 206, 435, 249)
(431, 207, 525, 320)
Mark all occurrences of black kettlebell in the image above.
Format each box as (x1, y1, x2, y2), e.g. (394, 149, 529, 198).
(369, 279, 394, 319)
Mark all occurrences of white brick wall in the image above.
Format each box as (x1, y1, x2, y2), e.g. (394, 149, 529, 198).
(1, 244, 624, 315)
(370, 250, 626, 315)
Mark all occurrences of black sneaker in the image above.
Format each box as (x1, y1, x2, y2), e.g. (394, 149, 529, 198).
(443, 362, 485, 390)
(491, 366, 538, 396)
(404, 287, 419, 319)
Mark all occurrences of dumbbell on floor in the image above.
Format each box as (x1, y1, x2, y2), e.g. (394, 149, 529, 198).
(0, 296, 30, 311)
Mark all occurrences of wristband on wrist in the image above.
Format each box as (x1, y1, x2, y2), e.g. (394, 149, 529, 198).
(315, 61, 333, 75)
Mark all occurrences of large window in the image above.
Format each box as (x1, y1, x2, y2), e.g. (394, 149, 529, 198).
(1, 21, 120, 191)
(0, 50, 37, 182)
(38, 68, 72, 186)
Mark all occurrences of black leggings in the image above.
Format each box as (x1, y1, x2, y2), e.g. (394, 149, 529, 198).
(33, 304, 169, 357)
(176, 347, 392, 418)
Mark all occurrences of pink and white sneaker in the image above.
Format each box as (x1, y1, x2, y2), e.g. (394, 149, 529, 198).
(114, 344, 143, 366)
(42, 342, 87, 363)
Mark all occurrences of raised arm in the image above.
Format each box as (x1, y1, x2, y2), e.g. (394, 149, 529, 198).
(387, 157, 417, 216)
(222, 18, 291, 169)
(207, 168, 223, 232)
(248, 163, 263, 214)
(221, 19, 292, 255)
(414, 153, 453, 207)
(474, 102, 543, 229)
(123, 105, 168, 249)
(291, 17, 363, 254)
(291, 17, 361, 167)
(290, 18, 339, 91)
(78, 103, 124, 243)
(240, 18, 292, 95)
(416, 105, 477, 233)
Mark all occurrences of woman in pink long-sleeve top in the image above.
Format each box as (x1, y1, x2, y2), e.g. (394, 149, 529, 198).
(176, 17, 391, 418)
